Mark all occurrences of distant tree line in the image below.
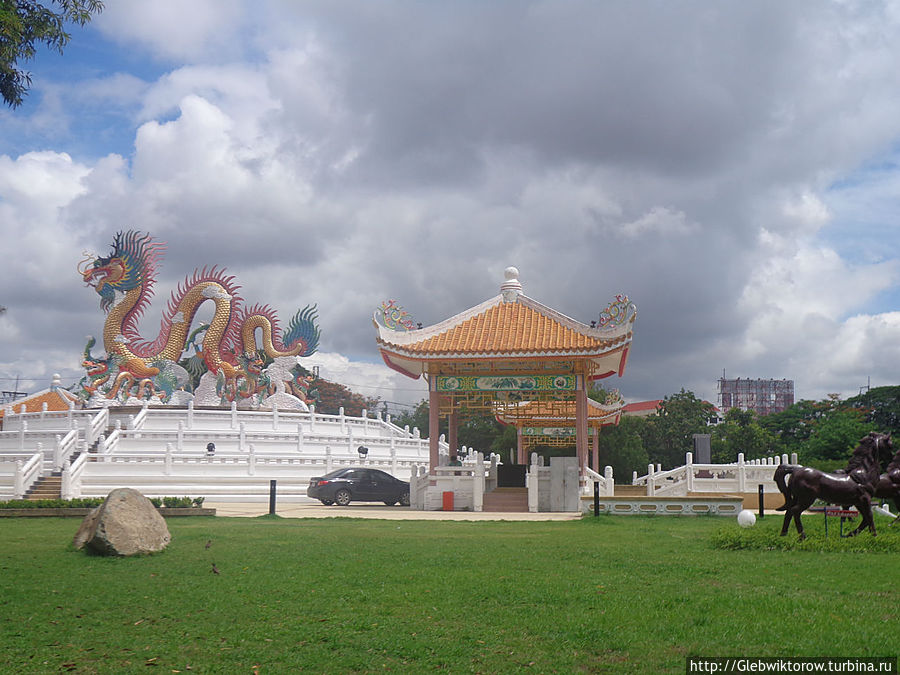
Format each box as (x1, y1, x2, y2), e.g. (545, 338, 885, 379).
(391, 386, 900, 481)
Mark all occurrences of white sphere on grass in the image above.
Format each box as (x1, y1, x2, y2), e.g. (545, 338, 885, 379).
(737, 509, 756, 528)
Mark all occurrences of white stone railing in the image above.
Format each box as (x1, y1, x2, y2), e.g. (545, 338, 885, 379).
(408, 453, 493, 511)
(583, 466, 615, 497)
(0, 451, 43, 499)
(62, 450, 91, 500)
(3, 404, 453, 501)
(52, 429, 81, 473)
(632, 452, 799, 497)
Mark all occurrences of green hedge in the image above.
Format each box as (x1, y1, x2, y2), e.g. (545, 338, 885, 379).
(0, 496, 205, 509)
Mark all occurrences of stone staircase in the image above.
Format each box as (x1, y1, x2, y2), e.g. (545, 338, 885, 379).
(482, 487, 528, 512)
(25, 473, 63, 500)
(614, 484, 646, 497)
(23, 439, 97, 501)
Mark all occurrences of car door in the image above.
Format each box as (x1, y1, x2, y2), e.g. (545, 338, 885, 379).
(351, 469, 378, 500)
(368, 469, 396, 501)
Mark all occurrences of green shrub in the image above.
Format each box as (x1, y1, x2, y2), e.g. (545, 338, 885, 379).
(711, 513, 900, 552)
(0, 496, 205, 509)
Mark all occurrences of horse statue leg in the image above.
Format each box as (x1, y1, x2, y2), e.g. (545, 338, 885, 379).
(845, 493, 876, 537)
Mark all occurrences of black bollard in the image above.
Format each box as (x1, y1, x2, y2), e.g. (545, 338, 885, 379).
(758, 484, 764, 519)
(594, 481, 600, 517)
(269, 479, 277, 515)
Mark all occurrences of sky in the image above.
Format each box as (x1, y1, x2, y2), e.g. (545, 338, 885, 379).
(4, 0, 900, 413)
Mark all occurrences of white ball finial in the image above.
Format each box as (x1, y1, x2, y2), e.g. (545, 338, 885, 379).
(500, 266, 522, 302)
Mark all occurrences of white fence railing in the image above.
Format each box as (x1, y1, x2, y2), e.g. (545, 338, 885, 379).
(631, 451, 798, 497)
(0, 452, 43, 499)
(1, 403, 452, 502)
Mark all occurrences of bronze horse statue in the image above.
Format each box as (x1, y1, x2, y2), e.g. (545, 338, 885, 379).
(774, 432, 892, 539)
(874, 441, 900, 526)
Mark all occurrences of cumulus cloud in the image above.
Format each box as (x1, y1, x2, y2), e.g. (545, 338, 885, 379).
(3, 1, 900, 407)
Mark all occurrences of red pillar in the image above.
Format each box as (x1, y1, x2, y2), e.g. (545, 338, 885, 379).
(429, 385, 440, 474)
(517, 428, 525, 464)
(591, 427, 599, 471)
(575, 379, 589, 473)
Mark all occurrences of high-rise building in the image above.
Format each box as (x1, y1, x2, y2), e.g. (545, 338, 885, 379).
(717, 377, 794, 416)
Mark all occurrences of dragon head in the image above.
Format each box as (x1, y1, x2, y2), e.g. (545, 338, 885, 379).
(78, 231, 165, 312)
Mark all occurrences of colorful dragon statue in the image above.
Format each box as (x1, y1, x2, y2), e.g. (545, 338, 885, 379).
(77, 230, 320, 405)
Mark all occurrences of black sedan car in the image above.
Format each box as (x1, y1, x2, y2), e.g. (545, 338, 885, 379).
(307, 468, 410, 506)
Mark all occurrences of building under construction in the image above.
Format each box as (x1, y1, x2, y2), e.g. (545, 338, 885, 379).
(717, 377, 794, 416)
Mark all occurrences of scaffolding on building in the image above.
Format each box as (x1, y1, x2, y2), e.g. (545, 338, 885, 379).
(717, 377, 794, 416)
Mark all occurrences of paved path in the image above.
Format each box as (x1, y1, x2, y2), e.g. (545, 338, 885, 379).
(206, 501, 581, 521)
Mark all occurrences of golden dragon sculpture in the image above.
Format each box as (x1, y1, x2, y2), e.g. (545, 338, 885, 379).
(77, 230, 319, 404)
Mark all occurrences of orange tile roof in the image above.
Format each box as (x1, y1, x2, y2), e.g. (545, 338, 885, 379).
(495, 399, 622, 426)
(0, 389, 78, 420)
(384, 301, 624, 356)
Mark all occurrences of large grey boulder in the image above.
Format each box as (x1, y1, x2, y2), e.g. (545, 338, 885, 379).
(73, 488, 171, 556)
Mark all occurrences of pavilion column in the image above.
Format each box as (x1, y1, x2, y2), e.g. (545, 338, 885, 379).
(575, 379, 589, 473)
(591, 428, 599, 471)
(517, 428, 525, 465)
(428, 384, 440, 473)
(448, 407, 458, 461)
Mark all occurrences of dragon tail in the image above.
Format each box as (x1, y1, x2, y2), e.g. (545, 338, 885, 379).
(283, 304, 320, 357)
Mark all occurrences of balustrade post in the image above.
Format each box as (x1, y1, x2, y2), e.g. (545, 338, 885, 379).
(239, 422, 246, 452)
(187, 400, 194, 430)
(41, 402, 48, 418)
(177, 421, 184, 452)
(54, 434, 63, 472)
(61, 460, 71, 500)
(309, 404, 316, 432)
(604, 465, 614, 497)
(647, 463, 655, 496)
(790, 452, 798, 464)
(248, 444, 256, 476)
(347, 426, 354, 455)
(18, 421, 25, 451)
(128, 414, 135, 431)
(781, 453, 788, 465)
(67, 404, 73, 429)
(273, 404, 279, 431)
(737, 453, 746, 493)
(14, 460, 24, 499)
(165, 443, 173, 476)
(339, 407, 346, 434)
(686, 452, 694, 492)
(297, 423, 304, 453)
(473, 451, 484, 512)
(362, 409, 368, 435)
(325, 445, 332, 473)
(231, 401, 237, 430)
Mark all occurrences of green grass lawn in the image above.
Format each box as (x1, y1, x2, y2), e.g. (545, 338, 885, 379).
(1, 513, 898, 674)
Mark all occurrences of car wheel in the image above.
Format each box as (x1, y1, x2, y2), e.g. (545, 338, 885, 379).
(334, 489, 352, 506)
(383, 499, 397, 506)
(319, 499, 334, 506)
(399, 491, 410, 506)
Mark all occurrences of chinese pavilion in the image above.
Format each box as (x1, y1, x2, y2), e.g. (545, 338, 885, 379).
(493, 394, 624, 469)
(374, 267, 636, 474)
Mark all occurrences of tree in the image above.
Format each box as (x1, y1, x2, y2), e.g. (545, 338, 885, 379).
(596, 415, 648, 481)
(1, 0, 103, 108)
(710, 407, 776, 463)
(844, 385, 900, 436)
(801, 407, 874, 464)
(642, 389, 716, 468)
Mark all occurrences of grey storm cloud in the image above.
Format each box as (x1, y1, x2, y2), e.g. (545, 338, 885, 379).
(2, 0, 900, 407)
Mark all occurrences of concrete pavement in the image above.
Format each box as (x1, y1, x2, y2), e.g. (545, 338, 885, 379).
(205, 500, 582, 521)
